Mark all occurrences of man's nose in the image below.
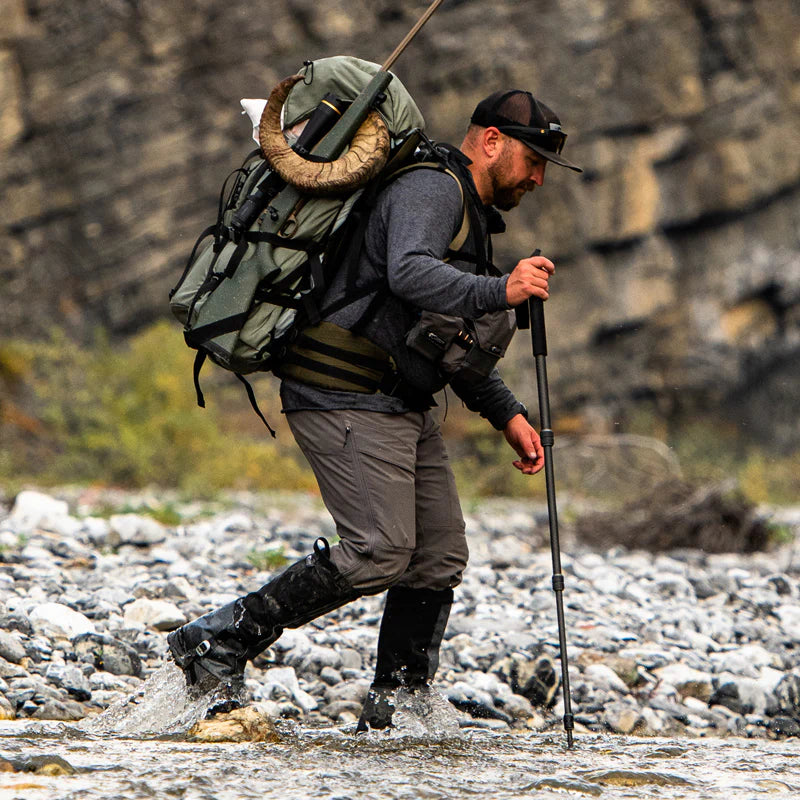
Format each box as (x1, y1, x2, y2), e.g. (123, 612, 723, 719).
(530, 162, 546, 186)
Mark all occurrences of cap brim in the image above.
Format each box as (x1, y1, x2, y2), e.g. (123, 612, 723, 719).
(521, 139, 583, 173)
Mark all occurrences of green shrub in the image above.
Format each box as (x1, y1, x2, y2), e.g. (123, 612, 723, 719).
(0, 323, 314, 494)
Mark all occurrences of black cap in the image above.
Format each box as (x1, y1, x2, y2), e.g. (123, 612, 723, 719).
(470, 90, 582, 173)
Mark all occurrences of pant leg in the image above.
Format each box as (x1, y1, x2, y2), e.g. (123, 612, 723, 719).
(400, 411, 469, 590)
(286, 409, 423, 594)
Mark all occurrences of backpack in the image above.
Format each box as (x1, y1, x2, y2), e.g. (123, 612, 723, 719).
(168, 56, 425, 429)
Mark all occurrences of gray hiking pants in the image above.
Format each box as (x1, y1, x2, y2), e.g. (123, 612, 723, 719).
(286, 409, 469, 594)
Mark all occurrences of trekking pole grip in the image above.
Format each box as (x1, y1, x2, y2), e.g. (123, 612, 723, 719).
(530, 297, 547, 357)
(528, 249, 547, 357)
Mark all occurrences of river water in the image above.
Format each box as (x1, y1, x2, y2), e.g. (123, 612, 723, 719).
(1, 665, 797, 800)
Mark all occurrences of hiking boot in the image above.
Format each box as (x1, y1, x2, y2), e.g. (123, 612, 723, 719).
(357, 684, 397, 731)
(168, 538, 357, 690)
(356, 585, 453, 732)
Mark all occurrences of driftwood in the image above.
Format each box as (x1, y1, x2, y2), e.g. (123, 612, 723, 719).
(575, 479, 770, 553)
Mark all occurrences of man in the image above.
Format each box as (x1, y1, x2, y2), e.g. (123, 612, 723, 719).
(167, 89, 581, 730)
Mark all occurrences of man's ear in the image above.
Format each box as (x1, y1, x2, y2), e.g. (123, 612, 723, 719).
(482, 126, 503, 159)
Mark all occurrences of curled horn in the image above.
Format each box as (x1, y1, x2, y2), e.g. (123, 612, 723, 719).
(259, 74, 390, 195)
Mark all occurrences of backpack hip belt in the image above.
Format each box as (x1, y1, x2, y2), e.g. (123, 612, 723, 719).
(277, 321, 429, 408)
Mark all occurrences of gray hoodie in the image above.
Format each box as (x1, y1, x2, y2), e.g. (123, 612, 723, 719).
(279, 148, 527, 430)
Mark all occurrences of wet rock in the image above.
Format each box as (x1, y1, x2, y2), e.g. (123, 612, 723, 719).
(446, 681, 512, 723)
(768, 716, 800, 737)
(8, 754, 76, 775)
(0, 693, 14, 720)
(255, 666, 317, 713)
(188, 705, 280, 743)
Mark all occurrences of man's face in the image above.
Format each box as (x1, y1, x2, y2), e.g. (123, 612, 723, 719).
(487, 134, 547, 210)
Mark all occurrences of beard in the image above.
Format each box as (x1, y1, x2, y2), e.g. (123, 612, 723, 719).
(487, 151, 533, 210)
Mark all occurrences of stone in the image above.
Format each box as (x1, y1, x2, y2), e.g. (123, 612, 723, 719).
(30, 698, 87, 721)
(774, 671, 800, 720)
(122, 598, 186, 631)
(9, 491, 69, 528)
(653, 664, 714, 703)
(493, 652, 560, 708)
(29, 603, 96, 639)
(9, 755, 76, 776)
(109, 514, 167, 547)
(72, 633, 143, 677)
(44, 663, 92, 702)
(188, 705, 280, 743)
(256, 666, 317, 713)
(0, 694, 15, 720)
(584, 664, 631, 694)
(0, 630, 27, 664)
(603, 702, 643, 735)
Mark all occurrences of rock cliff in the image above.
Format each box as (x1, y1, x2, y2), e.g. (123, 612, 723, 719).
(1, 0, 798, 445)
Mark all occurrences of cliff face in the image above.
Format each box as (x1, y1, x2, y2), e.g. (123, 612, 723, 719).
(2, 0, 799, 445)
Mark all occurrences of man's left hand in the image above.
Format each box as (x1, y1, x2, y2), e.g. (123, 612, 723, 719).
(503, 413, 545, 475)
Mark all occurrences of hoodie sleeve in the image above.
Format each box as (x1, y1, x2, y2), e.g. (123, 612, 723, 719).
(375, 169, 510, 318)
(450, 368, 528, 430)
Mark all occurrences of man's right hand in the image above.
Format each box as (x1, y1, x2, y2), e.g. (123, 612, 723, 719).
(505, 254, 555, 306)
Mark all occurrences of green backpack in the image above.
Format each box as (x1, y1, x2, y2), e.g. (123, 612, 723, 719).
(169, 56, 425, 428)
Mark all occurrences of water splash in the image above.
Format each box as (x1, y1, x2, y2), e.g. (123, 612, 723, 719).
(80, 663, 241, 738)
(386, 687, 461, 739)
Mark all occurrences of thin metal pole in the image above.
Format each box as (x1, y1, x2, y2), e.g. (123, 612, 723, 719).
(382, 0, 446, 71)
(529, 277, 575, 748)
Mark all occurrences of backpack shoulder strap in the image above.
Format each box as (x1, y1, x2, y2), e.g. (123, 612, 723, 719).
(384, 160, 471, 257)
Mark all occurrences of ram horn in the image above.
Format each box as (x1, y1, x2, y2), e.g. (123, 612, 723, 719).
(259, 74, 390, 196)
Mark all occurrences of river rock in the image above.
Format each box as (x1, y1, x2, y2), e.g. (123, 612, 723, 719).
(0, 694, 14, 720)
(9, 491, 69, 529)
(122, 598, 186, 631)
(29, 603, 96, 639)
(492, 652, 560, 707)
(1, 488, 799, 737)
(0, 630, 27, 664)
(72, 633, 143, 677)
(188, 705, 280, 743)
(7, 754, 76, 775)
(44, 663, 92, 702)
(653, 664, 714, 703)
(255, 666, 317, 713)
(773, 671, 800, 720)
(109, 514, 167, 547)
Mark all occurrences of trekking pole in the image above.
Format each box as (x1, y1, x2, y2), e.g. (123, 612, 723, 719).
(520, 249, 575, 748)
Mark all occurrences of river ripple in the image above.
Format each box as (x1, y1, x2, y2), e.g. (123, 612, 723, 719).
(2, 720, 798, 800)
